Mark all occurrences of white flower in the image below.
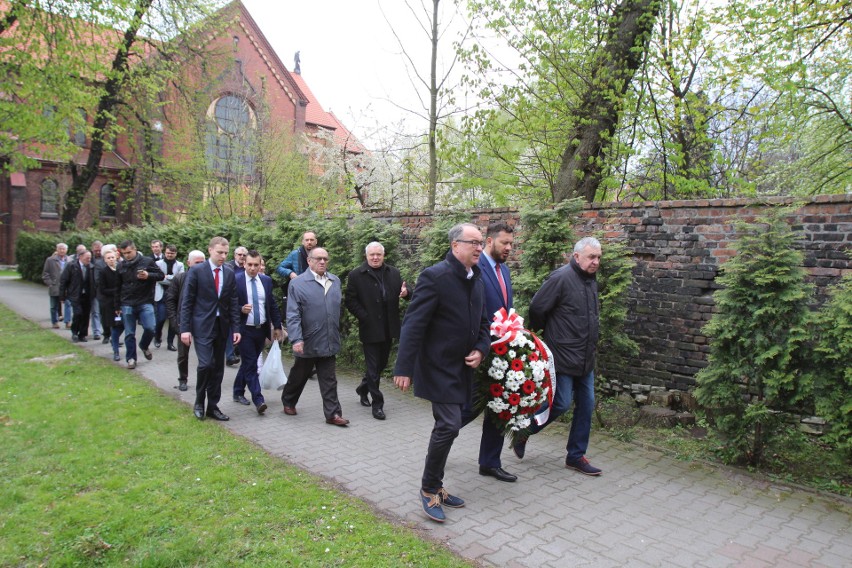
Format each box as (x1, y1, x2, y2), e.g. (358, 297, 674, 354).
(508, 350, 516, 359)
(488, 366, 505, 380)
(487, 399, 509, 412)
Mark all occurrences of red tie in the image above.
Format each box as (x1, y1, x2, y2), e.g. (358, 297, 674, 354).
(214, 267, 220, 297)
(495, 263, 508, 306)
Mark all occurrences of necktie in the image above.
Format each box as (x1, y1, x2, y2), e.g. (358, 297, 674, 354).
(251, 277, 260, 325)
(214, 267, 220, 297)
(495, 263, 508, 306)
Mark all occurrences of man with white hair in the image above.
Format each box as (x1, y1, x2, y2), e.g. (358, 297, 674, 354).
(512, 236, 603, 476)
(345, 241, 408, 420)
(42, 242, 70, 329)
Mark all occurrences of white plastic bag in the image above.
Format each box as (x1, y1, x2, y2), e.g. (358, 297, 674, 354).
(259, 341, 288, 390)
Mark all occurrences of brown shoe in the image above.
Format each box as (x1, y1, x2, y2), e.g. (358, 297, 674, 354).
(325, 414, 350, 427)
(52, 323, 60, 329)
(282, 406, 297, 415)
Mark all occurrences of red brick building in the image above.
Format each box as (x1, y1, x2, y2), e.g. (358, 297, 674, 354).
(0, 0, 360, 263)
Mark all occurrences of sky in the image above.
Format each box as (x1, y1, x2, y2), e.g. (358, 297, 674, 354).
(240, 0, 475, 147)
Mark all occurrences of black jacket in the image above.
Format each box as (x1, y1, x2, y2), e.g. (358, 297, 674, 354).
(116, 253, 164, 307)
(345, 261, 405, 343)
(97, 266, 121, 320)
(59, 261, 94, 304)
(393, 251, 491, 404)
(165, 271, 188, 332)
(528, 258, 600, 377)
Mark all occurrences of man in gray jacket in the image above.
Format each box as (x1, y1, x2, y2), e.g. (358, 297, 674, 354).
(42, 242, 70, 329)
(512, 236, 603, 476)
(280, 247, 349, 426)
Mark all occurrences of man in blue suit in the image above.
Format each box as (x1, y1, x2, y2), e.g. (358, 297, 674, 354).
(470, 222, 518, 482)
(180, 236, 242, 421)
(233, 250, 285, 415)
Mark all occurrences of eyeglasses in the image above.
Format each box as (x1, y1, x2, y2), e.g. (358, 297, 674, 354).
(456, 239, 484, 248)
(311, 257, 329, 262)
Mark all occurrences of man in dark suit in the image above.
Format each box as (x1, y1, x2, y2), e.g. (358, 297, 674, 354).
(469, 222, 518, 482)
(180, 236, 242, 422)
(393, 223, 491, 523)
(344, 241, 408, 420)
(166, 250, 205, 392)
(233, 250, 285, 415)
(60, 249, 94, 342)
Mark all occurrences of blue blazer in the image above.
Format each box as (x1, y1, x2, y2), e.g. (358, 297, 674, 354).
(235, 272, 282, 337)
(477, 255, 513, 321)
(179, 262, 240, 339)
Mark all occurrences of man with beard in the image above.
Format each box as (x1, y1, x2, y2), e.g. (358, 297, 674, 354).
(116, 240, 164, 369)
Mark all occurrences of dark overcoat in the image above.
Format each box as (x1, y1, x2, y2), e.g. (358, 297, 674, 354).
(344, 261, 405, 343)
(393, 250, 491, 404)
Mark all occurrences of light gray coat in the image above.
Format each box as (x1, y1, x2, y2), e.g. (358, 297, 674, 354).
(286, 270, 342, 358)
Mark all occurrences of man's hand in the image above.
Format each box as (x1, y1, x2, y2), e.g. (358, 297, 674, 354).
(241, 303, 252, 314)
(464, 349, 484, 369)
(233, 332, 241, 345)
(292, 340, 304, 355)
(137, 270, 148, 280)
(272, 328, 284, 342)
(181, 332, 192, 346)
(289, 272, 297, 280)
(394, 375, 411, 392)
(400, 281, 409, 298)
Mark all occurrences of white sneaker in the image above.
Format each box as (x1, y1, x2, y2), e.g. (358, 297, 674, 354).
(127, 359, 136, 369)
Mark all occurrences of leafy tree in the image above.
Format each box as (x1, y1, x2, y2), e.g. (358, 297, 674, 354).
(809, 274, 852, 459)
(596, 238, 639, 367)
(694, 210, 813, 466)
(1, 0, 226, 229)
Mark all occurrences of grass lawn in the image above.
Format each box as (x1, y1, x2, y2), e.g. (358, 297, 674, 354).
(0, 304, 470, 567)
(0, 269, 19, 277)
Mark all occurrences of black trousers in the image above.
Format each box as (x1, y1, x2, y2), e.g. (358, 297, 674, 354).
(422, 401, 463, 493)
(194, 322, 227, 410)
(177, 338, 190, 381)
(233, 325, 266, 406)
(281, 355, 341, 419)
(356, 340, 391, 410)
(71, 295, 91, 338)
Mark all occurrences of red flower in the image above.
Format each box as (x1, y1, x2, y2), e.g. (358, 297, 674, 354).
(511, 359, 524, 372)
(522, 380, 536, 394)
(490, 383, 504, 397)
(528, 351, 539, 362)
(507, 393, 521, 406)
(498, 410, 512, 421)
(493, 342, 508, 355)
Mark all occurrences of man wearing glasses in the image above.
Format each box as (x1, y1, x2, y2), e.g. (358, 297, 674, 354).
(281, 248, 350, 426)
(393, 223, 491, 523)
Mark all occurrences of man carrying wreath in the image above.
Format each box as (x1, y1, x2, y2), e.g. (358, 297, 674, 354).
(394, 223, 492, 523)
(512, 236, 603, 476)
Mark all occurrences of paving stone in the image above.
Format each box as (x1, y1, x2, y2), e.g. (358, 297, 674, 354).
(2, 276, 851, 568)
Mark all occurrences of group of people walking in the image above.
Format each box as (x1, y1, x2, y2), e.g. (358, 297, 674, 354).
(43, 224, 604, 524)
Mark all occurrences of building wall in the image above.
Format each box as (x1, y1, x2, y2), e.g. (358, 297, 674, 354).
(374, 195, 852, 392)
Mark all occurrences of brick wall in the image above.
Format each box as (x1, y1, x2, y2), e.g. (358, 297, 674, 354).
(374, 195, 852, 392)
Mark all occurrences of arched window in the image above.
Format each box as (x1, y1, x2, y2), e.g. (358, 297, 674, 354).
(40, 179, 59, 216)
(205, 95, 256, 177)
(99, 183, 116, 217)
(73, 109, 87, 146)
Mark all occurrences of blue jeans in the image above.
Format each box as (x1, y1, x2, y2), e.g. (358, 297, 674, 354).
(121, 303, 155, 362)
(50, 296, 72, 324)
(529, 371, 595, 462)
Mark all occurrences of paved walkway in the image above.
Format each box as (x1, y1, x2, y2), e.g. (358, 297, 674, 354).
(2, 276, 850, 567)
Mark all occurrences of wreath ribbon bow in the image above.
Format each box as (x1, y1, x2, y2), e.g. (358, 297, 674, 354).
(490, 308, 524, 345)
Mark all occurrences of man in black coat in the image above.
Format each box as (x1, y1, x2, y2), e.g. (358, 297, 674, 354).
(345, 241, 408, 420)
(393, 223, 491, 523)
(60, 250, 94, 342)
(513, 236, 603, 476)
(165, 250, 206, 391)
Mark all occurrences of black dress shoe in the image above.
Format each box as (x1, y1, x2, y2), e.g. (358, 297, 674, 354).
(206, 408, 230, 421)
(256, 402, 267, 415)
(167, 344, 177, 351)
(356, 386, 370, 407)
(372, 408, 386, 420)
(193, 404, 205, 420)
(178, 380, 188, 392)
(233, 395, 251, 406)
(226, 357, 240, 367)
(479, 466, 518, 482)
(154, 340, 161, 348)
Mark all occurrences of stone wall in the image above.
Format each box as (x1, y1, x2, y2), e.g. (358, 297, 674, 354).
(375, 194, 852, 393)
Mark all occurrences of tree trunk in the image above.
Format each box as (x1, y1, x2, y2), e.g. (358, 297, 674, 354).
(427, 0, 439, 211)
(552, 0, 661, 203)
(61, 0, 154, 230)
